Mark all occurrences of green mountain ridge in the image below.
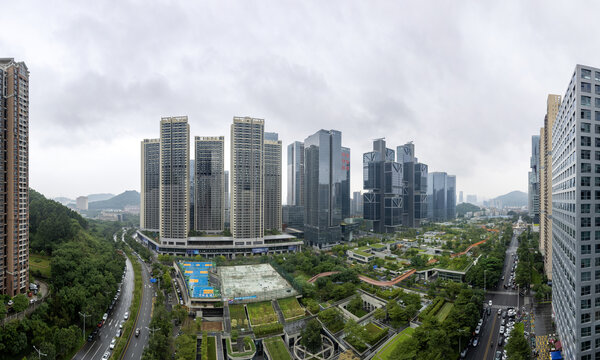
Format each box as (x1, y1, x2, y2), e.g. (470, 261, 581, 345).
(489, 190, 527, 207)
(88, 190, 140, 210)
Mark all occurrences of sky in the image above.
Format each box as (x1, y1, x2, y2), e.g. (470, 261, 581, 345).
(0, 1, 592, 200)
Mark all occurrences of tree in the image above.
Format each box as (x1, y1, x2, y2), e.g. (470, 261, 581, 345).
(0, 302, 6, 322)
(505, 323, 531, 360)
(300, 319, 322, 353)
(12, 294, 28, 313)
(346, 296, 363, 316)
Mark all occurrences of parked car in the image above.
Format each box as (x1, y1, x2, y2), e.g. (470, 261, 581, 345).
(488, 300, 492, 306)
(497, 308, 502, 315)
(116, 329, 122, 337)
(495, 350, 502, 360)
(498, 336, 504, 346)
(473, 337, 479, 347)
(7, 300, 13, 306)
(109, 338, 116, 350)
(124, 312, 129, 320)
(460, 348, 468, 359)
(474, 325, 481, 335)
(499, 326, 505, 334)
(102, 313, 108, 321)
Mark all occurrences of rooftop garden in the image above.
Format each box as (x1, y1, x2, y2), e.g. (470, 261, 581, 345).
(277, 297, 305, 321)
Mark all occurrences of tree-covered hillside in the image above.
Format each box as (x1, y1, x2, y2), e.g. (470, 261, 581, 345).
(88, 190, 140, 210)
(456, 202, 480, 217)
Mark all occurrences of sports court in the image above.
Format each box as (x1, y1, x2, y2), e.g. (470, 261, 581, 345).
(178, 261, 221, 298)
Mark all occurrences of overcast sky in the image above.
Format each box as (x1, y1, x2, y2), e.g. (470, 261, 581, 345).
(0, 1, 592, 200)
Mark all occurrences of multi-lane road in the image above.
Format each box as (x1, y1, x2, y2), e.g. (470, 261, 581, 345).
(465, 230, 526, 360)
(73, 231, 156, 360)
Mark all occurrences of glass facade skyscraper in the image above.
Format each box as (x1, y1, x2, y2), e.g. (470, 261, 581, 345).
(141, 138, 160, 232)
(194, 136, 224, 232)
(529, 135, 541, 223)
(303, 129, 346, 248)
(427, 172, 455, 222)
(287, 141, 304, 206)
(264, 132, 282, 231)
(397, 142, 429, 227)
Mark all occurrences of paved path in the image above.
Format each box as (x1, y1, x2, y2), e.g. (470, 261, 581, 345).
(307, 269, 417, 287)
(272, 299, 286, 324)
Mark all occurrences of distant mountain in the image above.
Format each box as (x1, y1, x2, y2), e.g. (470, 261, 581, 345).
(88, 190, 140, 210)
(88, 193, 115, 202)
(457, 202, 481, 217)
(53, 197, 74, 205)
(489, 190, 528, 208)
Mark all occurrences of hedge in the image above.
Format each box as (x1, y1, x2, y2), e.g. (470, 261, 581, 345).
(226, 336, 257, 358)
(253, 322, 283, 338)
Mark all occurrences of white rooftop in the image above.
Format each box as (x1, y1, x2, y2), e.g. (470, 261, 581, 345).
(219, 264, 297, 301)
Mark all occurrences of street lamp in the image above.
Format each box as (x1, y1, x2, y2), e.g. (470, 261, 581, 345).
(33, 346, 47, 360)
(146, 326, 159, 336)
(79, 311, 91, 341)
(457, 328, 468, 354)
(484, 270, 487, 292)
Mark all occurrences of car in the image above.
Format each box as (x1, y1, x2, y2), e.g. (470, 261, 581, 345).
(102, 352, 110, 360)
(119, 321, 124, 329)
(495, 350, 502, 360)
(486, 307, 491, 315)
(7, 300, 13, 306)
(497, 308, 502, 315)
(498, 336, 504, 346)
(180, 300, 183, 305)
(87, 333, 94, 342)
(97, 321, 103, 328)
(501, 276, 505, 281)
(488, 300, 492, 306)
(460, 348, 468, 358)
(501, 318, 506, 326)
(103, 313, 108, 321)
(124, 312, 129, 320)
(135, 328, 141, 337)
(499, 326, 505, 334)
(30, 299, 35, 304)
(116, 329, 122, 337)
(109, 338, 116, 350)
(474, 325, 481, 335)
(473, 337, 479, 347)
(478, 318, 483, 327)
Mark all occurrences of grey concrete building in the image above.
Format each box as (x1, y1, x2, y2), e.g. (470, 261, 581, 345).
(0, 59, 29, 296)
(363, 139, 403, 233)
(194, 136, 224, 232)
(264, 132, 282, 231)
(551, 64, 600, 360)
(287, 141, 304, 206)
(160, 116, 190, 241)
(230, 117, 264, 240)
(304, 129, 346, 248)
(529, 135, 541, 223)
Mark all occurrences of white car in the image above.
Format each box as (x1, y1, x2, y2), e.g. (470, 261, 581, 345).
(488, 300, 492, 306)
(102, 352, 110, 360)
(119, 321, 123, 329)
(102, 313, 108, 321)
(109, 338, 116, 350)
(124, 312, 129, 320)
(499, 326, 505, 334)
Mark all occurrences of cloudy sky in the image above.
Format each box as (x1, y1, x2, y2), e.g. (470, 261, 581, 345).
(0, 1, 591, 200)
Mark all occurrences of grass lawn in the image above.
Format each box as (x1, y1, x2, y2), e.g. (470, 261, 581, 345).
(348, 307, 368, 318)
(435, 302, 454, 322)
(29, 253, 51, 278)
(207, 336, 217, 360)
(247, 301, 278, 326)
(374, 327, 415, 360)
(277, 297, 305, 321)
(229, 304, 249, 330)
(264, 337, 291, 360)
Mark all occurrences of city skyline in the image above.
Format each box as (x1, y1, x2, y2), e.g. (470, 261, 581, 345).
(3, 2, 593, 200)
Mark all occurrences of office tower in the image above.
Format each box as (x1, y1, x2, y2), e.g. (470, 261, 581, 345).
(459, 191, 463, 204)
(352, 191, 362, 216)
(427, 172, 448, 221)
(341, 147, 351, 219)
(231, 117, 264, 239)
(0, 59, 29, 296)
(287, 141, 304, 206)
(304, 129, 345, 247)
(540, 95, 560, 280)
(159, 117, 190, 240)
(141, 139, 160, 231)
(529, 135, 541, 223)
(466, 194, 477, 204)
(397, 142, 429, 227)
(551, 65, 600, 360)
(76, 196, 89, 210)
(224, 170, 230, 226)
(194, 136, 224, 232)
(282, 205, 304, 230)
(189, 159, 195, 230)
(446, 175, 456, 220)
(264, 132, 282, 231)
(364, 139, 403, 233)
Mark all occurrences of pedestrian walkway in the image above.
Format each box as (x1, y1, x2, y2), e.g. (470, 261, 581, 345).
(536, 334, 550, 359)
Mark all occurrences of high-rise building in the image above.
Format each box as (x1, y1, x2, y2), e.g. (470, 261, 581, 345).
(352, 191, 363, 216)
(551, 65, 600, 360)
(363, 139, 403, 233)
(159, 116, 190, 241)
(459, 191, 463, 204)
(224, 170, 230, 226)
(194, 136, 224, 232)
(287, 141, 304, 206)
(341, 147, 351, 219)
(397, 142, 429, 227)
(528, 135, 541, 223)
(0, 59, 29, 296)
(427, 172, 451, 222)
(76, 196, 89, 211)
(231, 117, 264, 240)
(304, 130, 346, 248)
(264, 132, 282, 231)
(466, 194, 477, 204)
(141, 139, 160, 231)
(282, 205, 304, 230)
(540, 94, 560, 281)
(446, 175, 456, 220)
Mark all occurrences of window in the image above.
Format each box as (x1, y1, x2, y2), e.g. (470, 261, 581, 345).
(596, 98, 600, 108)
(584, 299, 592, 309)
(583, 96, 592, 106)
(582, 340, 591, 351)
(596, 297, 600, 307)
(596, 283, 600, 294)
(596, 84, 600, 95)
(596, 257, 600, 267)
(596, 269, 600, 279)
(584, 285, 592, 295)
(583, 312, 592, 323)
(583, 203, 591, 213)
(596, 245, 600, 254)
(583, 150, 592, 159)
(596, 126, 600, 134)
(596, 177, 600, 186)
(583, 136, 592, 146)
(583, 190, 592, 200)
(581, 354, 591, 360)
(583, 69, 592, 79)
(583, 218, 592, 227)
(596, 111, 600, 121)
(583, 271, 591, 280)
(596, 217, 600, 226)
(595, 71, 600, 81)
(583, 82, 592, 92)
(595, 189, 600, 199)
(583, 163, 592, 173)
(583, 327, 592, 337)
(583, 245, 592, 254)
(583, 231, 591, 241)
(583, 258, 591, 268)
(583, 109, 592, 120)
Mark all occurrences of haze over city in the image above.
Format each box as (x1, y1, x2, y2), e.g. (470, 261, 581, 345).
(1, 1, 592, 199)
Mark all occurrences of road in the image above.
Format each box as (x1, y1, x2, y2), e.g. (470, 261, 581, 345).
(465, 230, 526, 360)
(73, 255, 133, 360)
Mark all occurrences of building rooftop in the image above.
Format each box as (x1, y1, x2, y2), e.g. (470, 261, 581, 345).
(219, 264, 296, 302)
